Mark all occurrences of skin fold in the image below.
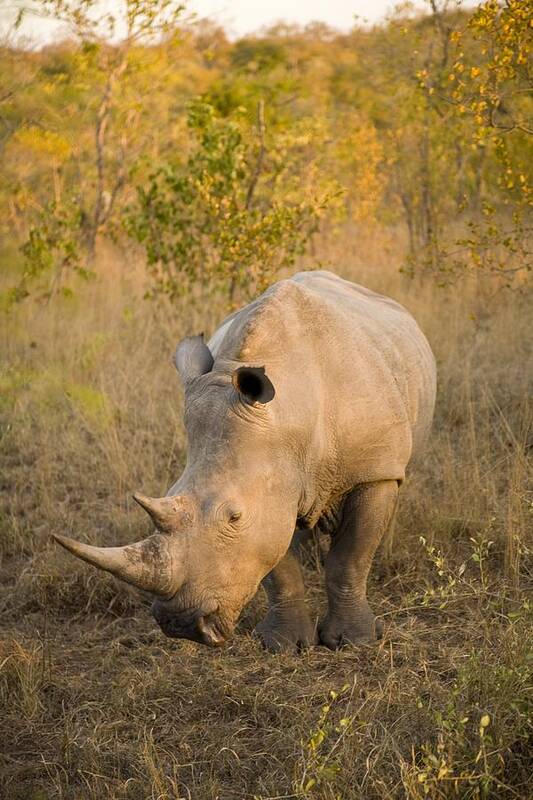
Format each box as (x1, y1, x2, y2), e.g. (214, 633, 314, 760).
(55, 270, 436, 652)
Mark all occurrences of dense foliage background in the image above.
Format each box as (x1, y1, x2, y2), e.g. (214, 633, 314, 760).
(1, 0, 531, 301)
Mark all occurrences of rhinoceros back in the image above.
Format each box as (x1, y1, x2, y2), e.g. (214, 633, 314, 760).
(208, 270, 436, 487)
(291, 271, 436, 459)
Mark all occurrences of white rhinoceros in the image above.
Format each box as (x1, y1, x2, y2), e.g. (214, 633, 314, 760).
(55, 271, 436, 651)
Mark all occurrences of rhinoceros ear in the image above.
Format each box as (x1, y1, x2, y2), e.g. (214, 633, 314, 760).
(174, 334, 214, 384)
(232, 366, 275, 404)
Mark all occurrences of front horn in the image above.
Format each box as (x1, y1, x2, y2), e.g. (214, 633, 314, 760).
(53, 533, 177, 597)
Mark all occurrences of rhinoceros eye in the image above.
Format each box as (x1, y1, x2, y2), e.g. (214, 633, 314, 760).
(216, 503, 243, 531)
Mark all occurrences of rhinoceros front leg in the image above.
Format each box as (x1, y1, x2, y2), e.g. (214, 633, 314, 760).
(319, 481, 398, 650)
(254, 535, 317, 653)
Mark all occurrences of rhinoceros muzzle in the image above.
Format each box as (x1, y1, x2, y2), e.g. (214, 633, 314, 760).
(53, 491, 236, 648)
(151, 600, 228, 647)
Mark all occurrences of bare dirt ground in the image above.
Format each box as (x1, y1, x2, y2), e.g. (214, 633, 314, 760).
(1, 229, 531, 799)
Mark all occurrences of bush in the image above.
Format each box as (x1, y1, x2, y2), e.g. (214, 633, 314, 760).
(126, 98, 341, 303)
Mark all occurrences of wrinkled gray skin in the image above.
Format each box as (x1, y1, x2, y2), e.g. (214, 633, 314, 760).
(55, 271, 436, 652)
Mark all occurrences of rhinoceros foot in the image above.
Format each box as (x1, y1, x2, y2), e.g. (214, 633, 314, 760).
(254, 604, 317, 653)
(318, 604, 383, 650)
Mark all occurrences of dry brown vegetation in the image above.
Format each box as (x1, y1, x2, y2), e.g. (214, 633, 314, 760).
(1, 225, 531, 799)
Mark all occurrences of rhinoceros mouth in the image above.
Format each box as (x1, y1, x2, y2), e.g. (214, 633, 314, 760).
(154, 603, 231, 647)
(197, 613, 227, 647)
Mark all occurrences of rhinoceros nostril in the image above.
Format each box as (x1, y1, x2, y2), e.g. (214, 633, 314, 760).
(197, 615, 225, 647)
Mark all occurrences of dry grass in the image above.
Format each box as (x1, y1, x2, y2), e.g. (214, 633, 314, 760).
(1, 226, 531, 799)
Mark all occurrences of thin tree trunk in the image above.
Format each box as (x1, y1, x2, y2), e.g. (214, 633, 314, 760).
(87, 53, 128, 262)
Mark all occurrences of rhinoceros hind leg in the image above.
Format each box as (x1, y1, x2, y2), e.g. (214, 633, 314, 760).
(254, 536, 317, 653)
(319, 481, 398, 650)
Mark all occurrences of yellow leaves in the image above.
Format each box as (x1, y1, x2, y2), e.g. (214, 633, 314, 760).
(12, 126, 71, 163)
(479, 713, 491, 737)
(334, 120, 383, 224)
(445, 0, 531, 145)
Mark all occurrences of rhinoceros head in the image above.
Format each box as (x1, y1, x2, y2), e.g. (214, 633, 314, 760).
(54, 334, 300, 647)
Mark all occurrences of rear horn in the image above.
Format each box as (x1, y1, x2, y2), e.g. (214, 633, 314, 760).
(132, 492, 193, 533)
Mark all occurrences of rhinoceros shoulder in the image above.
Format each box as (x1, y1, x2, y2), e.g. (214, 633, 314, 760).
(291, 270, 414, 320)
(209, 277, 314, 363)
(209, 270, 426, 370)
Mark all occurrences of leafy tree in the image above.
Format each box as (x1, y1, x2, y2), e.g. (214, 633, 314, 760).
(16, 198, 87, 302)
(0, 1, 530, 302)
(126, 98, 341, 303)
(414, 0, 532, 284)
(6, 0, 186, 301)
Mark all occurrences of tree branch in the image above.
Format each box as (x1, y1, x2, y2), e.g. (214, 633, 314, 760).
(245, 99, 266, 211)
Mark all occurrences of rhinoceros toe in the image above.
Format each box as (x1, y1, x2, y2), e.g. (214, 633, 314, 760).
(254, 607, 317, 653)
(318, 610, 383, 650)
